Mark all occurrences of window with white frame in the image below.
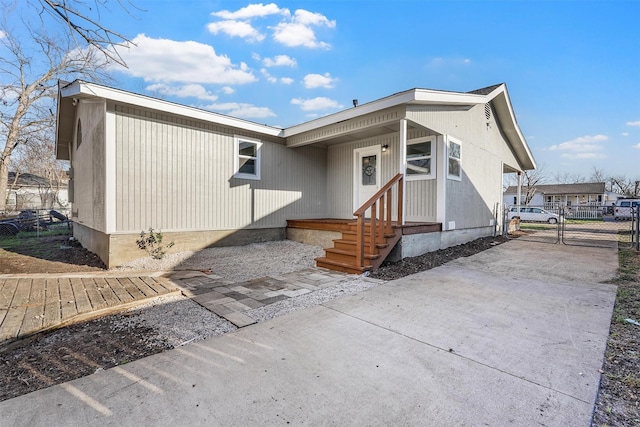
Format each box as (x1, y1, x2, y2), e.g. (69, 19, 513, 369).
(234, 137, 261, 180)
(447, 138, 461, 180)
(406, 136, 435, 180)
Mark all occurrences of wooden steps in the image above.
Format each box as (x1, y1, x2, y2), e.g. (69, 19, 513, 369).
(315, 221, 402, 274)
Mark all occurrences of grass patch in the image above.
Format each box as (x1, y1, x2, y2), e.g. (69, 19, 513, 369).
(520, 224, 555, 230)
(594, 247, 640, 425)
(564, 218, 604, 224)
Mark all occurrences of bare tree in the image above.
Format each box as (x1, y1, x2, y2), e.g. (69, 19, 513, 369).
(0, 19, 110, 211)
(611, 175, 640, 197)
(29, 0, 138, 67)
(553, 171, 585, 184)
(520, 168, 547, 205)
(12, 129, 68, 209)
(589, 166, 608, 184)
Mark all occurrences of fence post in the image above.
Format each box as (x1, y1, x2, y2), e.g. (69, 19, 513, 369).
(631, 207, 640, 251)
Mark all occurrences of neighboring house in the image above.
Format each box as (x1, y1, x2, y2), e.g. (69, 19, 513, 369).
(56, 80, 535, 270)
(4, 172, 69, 211)
(503, 182, 623, 208)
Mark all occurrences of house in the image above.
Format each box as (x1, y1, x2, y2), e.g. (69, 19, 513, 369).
(503, 182, 623, 208)
(55, 80, 535, 271)
(4, 172, 69, 212)
(503, 182, 624, 219)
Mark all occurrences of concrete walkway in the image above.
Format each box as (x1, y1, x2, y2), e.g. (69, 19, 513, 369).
(0, 240, 619, 426)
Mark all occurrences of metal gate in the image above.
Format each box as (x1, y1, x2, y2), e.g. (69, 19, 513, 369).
(504, 205, 639, 249)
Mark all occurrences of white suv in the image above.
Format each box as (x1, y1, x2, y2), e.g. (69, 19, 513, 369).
(614, 199, 639, 220)
(508, 207, 561, 224)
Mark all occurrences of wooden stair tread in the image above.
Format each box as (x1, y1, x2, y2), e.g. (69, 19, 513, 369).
(315, 257, 371, 274)
(325, 248, 380, 259)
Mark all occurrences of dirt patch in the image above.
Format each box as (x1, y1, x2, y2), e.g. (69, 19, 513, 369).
(592, 249, 640, 427)
(0, 313, 170, 402)
(0, 231, 105, 274)
(371, 235, 509, 280)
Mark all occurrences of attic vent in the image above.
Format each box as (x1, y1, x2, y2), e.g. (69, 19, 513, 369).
(484, 103, 492, 120)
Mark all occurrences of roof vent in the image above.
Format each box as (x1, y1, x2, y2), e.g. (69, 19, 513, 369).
(484, 103, 492, 120)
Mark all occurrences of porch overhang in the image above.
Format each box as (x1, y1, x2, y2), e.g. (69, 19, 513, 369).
(283, 88, 484, 148)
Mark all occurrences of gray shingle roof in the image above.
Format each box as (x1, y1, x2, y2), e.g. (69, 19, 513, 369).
(8, 172, 51, 187)
(504, 182, 606, 195)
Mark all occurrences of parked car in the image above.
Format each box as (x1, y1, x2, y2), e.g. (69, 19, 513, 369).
(614, 199, 640, 220)
(508, 207, 561, 224)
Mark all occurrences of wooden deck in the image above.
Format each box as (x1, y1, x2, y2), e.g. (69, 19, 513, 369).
(0, 275, 179, 346)
(287, 218, 442, 234)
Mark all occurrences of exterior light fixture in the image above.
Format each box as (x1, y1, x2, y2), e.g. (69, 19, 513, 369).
(382, 144, 389, 152)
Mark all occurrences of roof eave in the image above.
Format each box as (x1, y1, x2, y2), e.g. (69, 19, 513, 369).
(59, 81, 284, 138)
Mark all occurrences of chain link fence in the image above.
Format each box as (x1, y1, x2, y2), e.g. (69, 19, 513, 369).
(504, 205, 639, 250)
(0, 208, 72, 240)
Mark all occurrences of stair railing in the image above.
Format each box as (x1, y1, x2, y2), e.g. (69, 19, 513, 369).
(353, 173, 404, 269)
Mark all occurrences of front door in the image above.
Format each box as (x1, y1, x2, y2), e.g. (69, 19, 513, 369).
(353, 145, 382, 216)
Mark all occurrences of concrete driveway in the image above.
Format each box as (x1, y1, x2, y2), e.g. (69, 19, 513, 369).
(0, 239, 618, 426)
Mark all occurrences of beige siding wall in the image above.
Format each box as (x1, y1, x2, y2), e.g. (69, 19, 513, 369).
(72, 100, 106, 231)
(326, 129, 437, 221)
(113, 104, 327, 233)
(408, 104, 505, 229)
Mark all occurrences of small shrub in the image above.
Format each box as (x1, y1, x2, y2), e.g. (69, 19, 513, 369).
(136, 228, 174, 260)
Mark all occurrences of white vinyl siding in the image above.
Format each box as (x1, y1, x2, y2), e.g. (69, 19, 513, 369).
(113, 104, 327, 232)
(326, 133, 437, 221)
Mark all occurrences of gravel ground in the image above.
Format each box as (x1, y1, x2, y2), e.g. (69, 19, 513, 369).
(103, 240, 376, 351)
(115, 240, 325, 282)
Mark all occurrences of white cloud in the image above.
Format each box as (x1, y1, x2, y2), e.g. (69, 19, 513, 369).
(626, 120, 640, 126)
(561, 152, 606, 159)
(272, 9, 336, 49)
(203, 102, 275, 119)
(211, 3, 288, 20)
(549, 135, 608, 159)
(291, 9, 335, 27)
(115, 34, 256, 85)
(208, 4, 335, 49)
(260, 68, 277, 83)
(0, 30, 5, 39)
(280, 77, 294, 85)
(221, 86, 235, 94)
(291, 97, 342, 111)
(303, 73, 336, 89)
(263, 55, 297, 67)
(427, 57, 473, 68)
(622, 132, 629, 136)
(633, 143, 640, 149)
(146, 83, 219, 101)
(206, 20, 265, 42)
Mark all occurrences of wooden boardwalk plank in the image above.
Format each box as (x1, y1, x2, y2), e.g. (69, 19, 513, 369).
(94, 277, 121, 307)
(140, 276, 175, 294)
(81, 278, 107, 311)
(20, 278, 46, 335)
(0, 278, 19, 310)
(59, 278, 78, 320)
(70, 278, 92, 315)
(0, 278, 32, 340)
(117, 277, 146, 300)
(105, 277, 134, 303)
(129, 277, 158, 298)
(43, 279, 62, 329)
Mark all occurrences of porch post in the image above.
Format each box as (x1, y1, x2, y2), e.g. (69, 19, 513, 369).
(399, 119, 407, 225)
(516, 171, 522, 215)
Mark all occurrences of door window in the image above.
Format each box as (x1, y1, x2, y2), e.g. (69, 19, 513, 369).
(361, 155, 377, 186)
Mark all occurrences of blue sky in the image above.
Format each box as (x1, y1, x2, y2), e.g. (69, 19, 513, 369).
(15, 1, 640, 180)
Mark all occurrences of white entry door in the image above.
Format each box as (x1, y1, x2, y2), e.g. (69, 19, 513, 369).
(353, 145, 382, 215)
